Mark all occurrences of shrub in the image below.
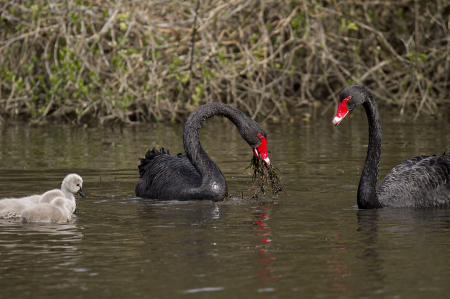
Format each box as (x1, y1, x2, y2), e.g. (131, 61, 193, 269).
(0, 0, 448, 124)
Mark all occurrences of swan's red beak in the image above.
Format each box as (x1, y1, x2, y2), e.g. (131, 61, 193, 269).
(254, 135, 270, 165)
(333, 97, 349, 126)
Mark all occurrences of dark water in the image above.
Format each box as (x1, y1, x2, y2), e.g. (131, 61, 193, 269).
(1, 110, 450, 298)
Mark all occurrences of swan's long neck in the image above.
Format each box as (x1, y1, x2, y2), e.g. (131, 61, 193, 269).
(183, 103, 247, 198)
(358, 100, 382, 209)
(61, 183, 75, 202)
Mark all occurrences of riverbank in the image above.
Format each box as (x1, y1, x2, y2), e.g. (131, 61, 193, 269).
(1, 0, 448, 124)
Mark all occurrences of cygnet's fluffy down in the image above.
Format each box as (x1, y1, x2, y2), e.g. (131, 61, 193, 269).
(0, 198, 36, 218)
(0, 174, 85, 219)
(39, 190, 65, 204)
(21, 197, 72, 223)
(18, 195, 42, 204)
(39, 190, 76, 214)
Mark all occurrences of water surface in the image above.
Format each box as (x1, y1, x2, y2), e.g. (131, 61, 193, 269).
(1, 110, 450, 298)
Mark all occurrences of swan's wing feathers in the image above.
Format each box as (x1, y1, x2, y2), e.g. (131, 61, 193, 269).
(136, 150, 202, 199)
(387, 155, 430, 174)
(151, 154, 200, 187)
(138, 148, 173, 178)
(138, 148, 159, 178)
(378, 154, 450, 206)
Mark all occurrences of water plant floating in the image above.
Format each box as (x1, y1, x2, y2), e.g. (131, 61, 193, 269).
(240, 153, 285, 200)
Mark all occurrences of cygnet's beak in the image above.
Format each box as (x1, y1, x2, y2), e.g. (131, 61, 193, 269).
(78, 187, 86, 198)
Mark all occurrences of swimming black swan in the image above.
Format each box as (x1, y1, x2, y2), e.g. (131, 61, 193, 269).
(333, 85, 450, 208)
(135, 103, 270, 201)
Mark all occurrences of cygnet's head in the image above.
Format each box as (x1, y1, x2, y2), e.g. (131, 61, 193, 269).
(50, 197, 72, 219)
(61, 174, 85, 198)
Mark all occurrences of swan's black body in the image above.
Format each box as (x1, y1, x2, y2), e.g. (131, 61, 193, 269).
(334, 85, 450, 208)
(135, 103, 269, 201)
(376, 154, 450, 207)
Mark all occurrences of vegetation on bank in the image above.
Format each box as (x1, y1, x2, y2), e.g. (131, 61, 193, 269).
(0, 0, 449, 124)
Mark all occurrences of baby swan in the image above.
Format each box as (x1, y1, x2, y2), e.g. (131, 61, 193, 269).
(21, 197, 72, 223)
(0, 174, 85, 218)
(38, 174, 84, 213)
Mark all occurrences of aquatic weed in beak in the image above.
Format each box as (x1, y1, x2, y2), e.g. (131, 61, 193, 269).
(241, 153, 284, 199)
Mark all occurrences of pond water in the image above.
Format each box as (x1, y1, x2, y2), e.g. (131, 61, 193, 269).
(1, 109, 450, 298)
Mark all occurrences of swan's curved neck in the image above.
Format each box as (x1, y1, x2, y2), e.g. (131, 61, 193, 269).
(61, 184, 75, 202)
(183, 103, 248, 197)
(358, 100, 382, 209)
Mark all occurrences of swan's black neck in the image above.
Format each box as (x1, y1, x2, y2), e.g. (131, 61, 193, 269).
(183, 103, 249, 199)
(358, 100, 383, 209)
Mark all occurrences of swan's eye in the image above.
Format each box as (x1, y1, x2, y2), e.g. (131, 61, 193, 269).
(77, 184, 80, 186)
(257, 133, 262, 138)
(347, 96, 352, 100)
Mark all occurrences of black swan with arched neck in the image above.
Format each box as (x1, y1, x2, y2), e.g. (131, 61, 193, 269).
(136, 103, 270, 201)
(333, 85, 450, 209)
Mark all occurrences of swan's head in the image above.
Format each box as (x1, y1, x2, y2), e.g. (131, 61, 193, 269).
(62, 174, 85, 198)
(333, 85, 372, 126)
(241, 121, 270, 165)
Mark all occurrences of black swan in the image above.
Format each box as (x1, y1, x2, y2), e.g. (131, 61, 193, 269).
(333, 85, 450, 208)
(135, 103, 270, 201)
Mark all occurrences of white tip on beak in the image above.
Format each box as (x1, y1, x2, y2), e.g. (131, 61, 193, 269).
(332, 112, 348, 126)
